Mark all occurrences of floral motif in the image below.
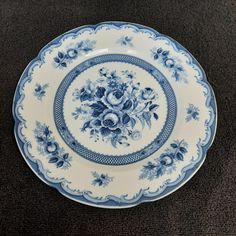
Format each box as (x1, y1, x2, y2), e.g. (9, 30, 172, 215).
(151, 47, 186, 82)
(91, 171, 113, 187)
(139, 140, 188, 180)
(72, 67, 159, 147)
(117, 36, 133, 46)
(186, 104, 200, 122)
(34, 83, 48, 101)
(53, 40, 96, 68)
(34, 122, 71, 169)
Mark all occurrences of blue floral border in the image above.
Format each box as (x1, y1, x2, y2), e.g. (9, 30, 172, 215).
(12, 22, 217, 208)
(54, 54, 177, 165)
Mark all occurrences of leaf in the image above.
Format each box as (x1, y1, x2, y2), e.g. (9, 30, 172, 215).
(36, 136, 44, 143)
(95, 87, 106, 98)
(170, 143, 178, 148)
(60, 62, 67, 67)
(48, 157, 58, 163)
(192, 112, 199, 119)
(176, 152, 184, 161)
(130, 118, 136, 128)
(177, 66, 183, 71)
(111, 135, 118, 148)
(57, 161, 64, 168)
(143, 111, 151, 120)
(137, 115, 145, 128)
(100, 127, 111, 136)
(58, 52, 64, 58)
(98, 179, 103, 186)
(153, 113, 159, 120)
(90, 101, 107, 112)
(149, 104, 159, 111)
(162, 50, 169, 56)
(142, 112, 151, 128)
(122, 99, 132, 110)
(77, 41, 83, 49)
(122, 114, 130, 124)
(91, 110, 103, 117)
(44, 126, 50, 137)
(120, 142, 130, 147)
(125, 36, 131, 41)
(179, 146, 187, 154)
(93, 119, 101, 126)
(112, 128, 121, 134)
(80, 91, 90, 102)
(156, 167, 163, 177)
(54, 57, 60, 63)
(63, 153, 69, 160)
(133, 99, 138, 109)
(174, 71, 180, 81)
(144, 162, 156, 170)
(154, 54, 159, 60)
(81, 121, 90, 131)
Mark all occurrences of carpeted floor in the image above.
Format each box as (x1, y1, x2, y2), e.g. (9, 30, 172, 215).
(0, 0, 235, 235)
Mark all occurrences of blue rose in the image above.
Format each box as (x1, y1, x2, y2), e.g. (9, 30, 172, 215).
(45, 141, 58, 154)
(66, 49, 78, 59)
(160, 154, 173, 166)
(101, 110, 121, 130)
(104, 89, 126, 107)
(164, 58, 175, 68)
(141, 87, 155, 100)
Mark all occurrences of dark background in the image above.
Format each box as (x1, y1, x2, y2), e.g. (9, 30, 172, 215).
(1, 0, 236, 235)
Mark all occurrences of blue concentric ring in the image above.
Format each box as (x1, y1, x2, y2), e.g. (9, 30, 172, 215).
(54, 54, 177, 165)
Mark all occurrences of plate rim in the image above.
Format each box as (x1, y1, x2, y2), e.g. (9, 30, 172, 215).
(12, 21, 218, 208)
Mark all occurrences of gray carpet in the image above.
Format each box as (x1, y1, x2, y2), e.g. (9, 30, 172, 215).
(0, 0, 235, 235)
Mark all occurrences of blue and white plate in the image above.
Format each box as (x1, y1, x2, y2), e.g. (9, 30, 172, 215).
(13, 22, 217, 208)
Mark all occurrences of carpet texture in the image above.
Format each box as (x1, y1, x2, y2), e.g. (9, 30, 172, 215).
(0, 0, 235, 235)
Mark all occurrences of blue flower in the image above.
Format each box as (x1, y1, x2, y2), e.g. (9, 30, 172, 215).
(117, 36, 133, 46)
(108, 80, 118, 88)
(34, 83, 48, 101)
(91, 171, 113, 187)
(140, 140, 188, 180)
(109, 71, 119, 80)
(119, 83, 128, 91)
(72, 67, 160, 148)
(66, 48, 78, 59)
(131, 130, 142, 140)
(45, 141, 59, 154)
(141, 87, 155, 100)
(159, 154, 174, 166)
(101, 110, 121, 130)
(186, 104, 200, 122)
(34, 122, 71, 169)
(79, 81, 96, 102)
(164, 58, 175, 68)
(104, 89, 125, 107)
(95, 87, 106, 98)
(122, 70, 136, 79)
(99, 67, 109, 77)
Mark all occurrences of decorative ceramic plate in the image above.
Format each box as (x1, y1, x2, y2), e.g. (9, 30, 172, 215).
(13, 22, 217, 208)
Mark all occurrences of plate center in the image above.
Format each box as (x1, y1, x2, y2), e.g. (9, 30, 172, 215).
(54, 54, 177, 165)
(64, 62, 167, 156)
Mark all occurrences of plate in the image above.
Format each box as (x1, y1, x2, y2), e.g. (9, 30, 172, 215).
(13, 22, 217, 208)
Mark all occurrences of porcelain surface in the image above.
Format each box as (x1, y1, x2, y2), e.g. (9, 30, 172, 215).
(13, 22, 217, 208)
